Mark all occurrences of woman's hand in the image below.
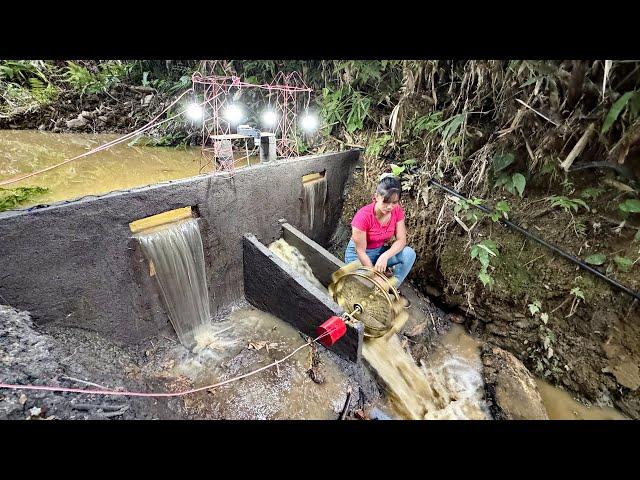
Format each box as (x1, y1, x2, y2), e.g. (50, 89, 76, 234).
(374, 254, 389, 273)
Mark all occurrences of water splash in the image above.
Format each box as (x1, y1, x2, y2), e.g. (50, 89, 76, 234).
(169, 308, 352, 420)
(363, 330, 490, 420)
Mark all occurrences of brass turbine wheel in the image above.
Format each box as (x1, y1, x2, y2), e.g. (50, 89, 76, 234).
(329, 261, 408, 338)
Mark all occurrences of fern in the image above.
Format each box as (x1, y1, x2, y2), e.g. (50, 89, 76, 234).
(411, 111, 443, 135)
(365, 134, 392, 158)
(580, 187, 605, 201)
(0, 60, 49, 85)
(547, 196, 590, 213)
(63, 62, 98, 93)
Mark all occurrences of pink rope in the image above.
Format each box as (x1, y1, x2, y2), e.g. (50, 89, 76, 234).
(0, 333, 329, 398)
(191, 73, 312, 93)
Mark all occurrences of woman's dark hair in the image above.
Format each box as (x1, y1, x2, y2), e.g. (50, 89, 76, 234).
(376, 174, 402, 202)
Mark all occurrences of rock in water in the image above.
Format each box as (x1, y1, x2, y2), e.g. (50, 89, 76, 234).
(481, 345, 549, 420)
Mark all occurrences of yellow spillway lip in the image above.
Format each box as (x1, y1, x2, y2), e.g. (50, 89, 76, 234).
(129, 207, 193, 234)
(302, 172, 324, 184)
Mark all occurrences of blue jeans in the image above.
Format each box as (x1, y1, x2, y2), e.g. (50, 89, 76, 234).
(344, 240, 416, 287)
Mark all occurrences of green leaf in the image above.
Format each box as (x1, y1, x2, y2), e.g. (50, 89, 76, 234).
(614, 256, 633, 272)
(0, 186, 49, 212)
(477, 241, 498, 257)
(512, 173, 526, 197)
(570, 287, 585, 300)
(478, 253, 490, 268)
(635, 229, 640, 243)
(520, 77, 539, 88)
(540, 313, 549, 324)
(492, 153, 515, 173)
(402, 158, 417, 166)
(528, 303, 541, 315)
(390, 164, 405, 176)
(441, 114, 465, 140)
(491, 201, 510, 222)
(365, 134, 392, 158)
(478, 272, 493, 287)
(619, 199, 640, 213)
(580, 187, 605, 201)
(630, 92, 640, 118)
(584, 253, 606, 265)
(602, 91, 634, 134)
(494, 174, 510, 188)
(495, 200, 510, 213)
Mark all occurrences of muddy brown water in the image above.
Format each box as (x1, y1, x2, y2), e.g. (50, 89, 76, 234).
(364, 325, 491, 420)
(0, 130, 260, 208)
(136, 218, 212, 348)
(536, 379, 628, 420)
(163, 306, 352, 420)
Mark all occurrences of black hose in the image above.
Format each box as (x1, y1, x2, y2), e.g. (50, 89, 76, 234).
(428, 179, 640, 302)
(569, 161, 638, 184)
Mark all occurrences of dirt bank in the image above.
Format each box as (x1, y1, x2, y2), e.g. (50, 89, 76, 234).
(0, 84, 194, 146)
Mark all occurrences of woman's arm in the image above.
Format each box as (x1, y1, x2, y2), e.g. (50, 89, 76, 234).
(374, 220, 407, 272)
(351, 227, 374, 268)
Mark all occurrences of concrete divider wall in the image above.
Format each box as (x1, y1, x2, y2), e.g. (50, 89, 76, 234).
(280, 221, 346, 287)
(243, 233, 362, 362)
(0, 150, 360, 346)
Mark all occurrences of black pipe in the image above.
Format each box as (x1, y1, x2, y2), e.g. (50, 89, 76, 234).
(339, 388, 352, 420)
(428, 179, 640, 302)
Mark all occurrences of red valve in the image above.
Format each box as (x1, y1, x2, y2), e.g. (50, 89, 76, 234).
(316, 316, 347, 347)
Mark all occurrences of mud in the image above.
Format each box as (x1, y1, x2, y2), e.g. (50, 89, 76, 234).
(0, 304, 185, 420)
(0, 302, 381, 420)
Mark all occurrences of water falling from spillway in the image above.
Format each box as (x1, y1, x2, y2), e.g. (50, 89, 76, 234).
(302, 177, 327, 233)
(136, 218, 211, 348)
(365, 325, 490, 419)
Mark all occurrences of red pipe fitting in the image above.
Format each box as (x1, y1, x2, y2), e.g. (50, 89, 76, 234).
(316, 316, 347, 347)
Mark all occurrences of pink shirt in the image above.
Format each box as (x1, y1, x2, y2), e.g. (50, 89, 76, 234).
(351, 202, 405, 249)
